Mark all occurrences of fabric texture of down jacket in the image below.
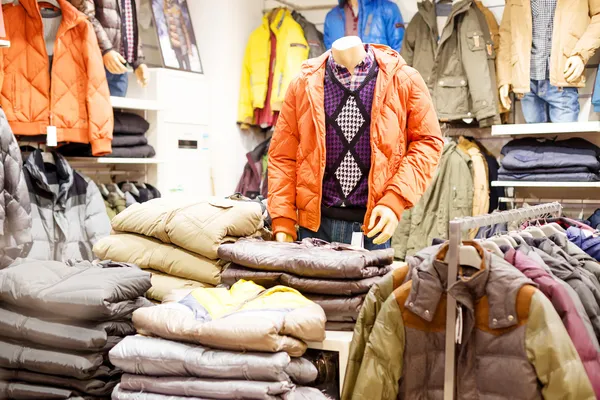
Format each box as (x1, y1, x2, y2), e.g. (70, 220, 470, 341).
(0, 259, 152, 321)
(268, 45, 443, 240)
(0, 109, 32, 268)
(306, 294, 365, 322)
(111, 197, 265, 260)
(1, 0, 113, 155)
(113, 111, 150, 134)
(218, 238, 394, 279)
(351, 242, 595, 400)
(146, 271, 211, 302)
(23, 150, 111, 262)
(0, 305, 134, 352)
(0, 367, 118, 398)
(550, 233, 600, 282)
(132, 280, 326, 357)
(110, 335, 317, 384)
(94, 233, 224, 285)
(221, 264, 388, 296)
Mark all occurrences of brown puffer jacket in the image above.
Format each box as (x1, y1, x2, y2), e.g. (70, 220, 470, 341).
(0, 109, 31, 268)
(68, 0, 144, 68)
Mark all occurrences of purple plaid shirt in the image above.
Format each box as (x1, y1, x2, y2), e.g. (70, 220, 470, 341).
(121, 0, 135, 64)
(327, 45, 375, 91)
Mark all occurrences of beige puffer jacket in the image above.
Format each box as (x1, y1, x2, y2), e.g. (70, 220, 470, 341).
(110, 198, 265, 260)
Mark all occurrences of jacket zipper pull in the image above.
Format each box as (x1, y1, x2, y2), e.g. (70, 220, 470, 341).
(455, 305, 463, 345)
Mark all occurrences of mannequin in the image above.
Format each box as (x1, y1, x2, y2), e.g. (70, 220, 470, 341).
(270, 35, 442, 249)
(497, 0, 600, 123)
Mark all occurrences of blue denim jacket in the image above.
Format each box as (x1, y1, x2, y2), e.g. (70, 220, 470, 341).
(324, 0, 405, 52)
(593, 72, 600, 113)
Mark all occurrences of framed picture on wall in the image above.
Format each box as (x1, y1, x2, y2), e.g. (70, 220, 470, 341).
(151, 0, 203, 73)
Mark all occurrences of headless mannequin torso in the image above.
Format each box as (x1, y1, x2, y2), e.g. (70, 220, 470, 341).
(275, 36, 397, 245)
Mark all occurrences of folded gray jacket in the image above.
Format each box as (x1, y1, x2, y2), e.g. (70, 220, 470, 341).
(112, 384, 328, 400)
(306, 294, 366, 322)
(0, 306, 134, 352)
(218, 239, 393, 279)
(221, 264, 389, 296)
(109, 336, 317, 384)
(0, 367, 118, 396)
(0, 259, 152, 321)
(0, 380, 89, 400)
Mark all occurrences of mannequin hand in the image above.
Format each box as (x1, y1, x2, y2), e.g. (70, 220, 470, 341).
(499, 84, 511, 110)
(103, 50, 128, 74)
(564, 55, 585, 83)
(275, 232, 294, 243)
(366, 205, 398, 245)
(135, 64, 149, 88)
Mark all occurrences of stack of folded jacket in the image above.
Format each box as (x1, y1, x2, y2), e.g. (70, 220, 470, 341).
(0, 259, 152, 399)
(93, 197, 267, 303)
(111, 111, 155, 158)
(498, 138, 600, 182)
(109, 280, 329, 399)
(218, 238, 394, 331)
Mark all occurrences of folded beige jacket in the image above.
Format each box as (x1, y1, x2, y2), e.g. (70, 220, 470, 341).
(147, 271, 211, 302)
(110, 198, 264, 260)
(93, 233, 223, 285)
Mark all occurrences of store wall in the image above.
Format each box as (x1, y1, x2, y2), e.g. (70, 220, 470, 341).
(187, 0, 265, 196)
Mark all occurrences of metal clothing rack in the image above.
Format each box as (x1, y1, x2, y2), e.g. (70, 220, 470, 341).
(443, 202, 563, 400)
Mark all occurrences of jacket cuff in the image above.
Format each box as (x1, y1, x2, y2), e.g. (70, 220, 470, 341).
(272, 217, 298, 241)
(91, 138, 113, 157)
(377, 191, 407, 221)
(133, 59, 145, 70)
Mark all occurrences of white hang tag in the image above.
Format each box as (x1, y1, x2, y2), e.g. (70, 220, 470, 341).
(455, 305, 463, 344)
(351, 232, 364, 249)
(46, 126, 57, 147)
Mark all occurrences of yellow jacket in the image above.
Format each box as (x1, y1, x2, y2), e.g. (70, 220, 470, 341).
(238, 9, 309, 124)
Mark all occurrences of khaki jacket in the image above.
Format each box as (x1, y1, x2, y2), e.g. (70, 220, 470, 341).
(457, 137, 489, 237)
(401, 0, 499, 124)
(498, 0, 600, 93)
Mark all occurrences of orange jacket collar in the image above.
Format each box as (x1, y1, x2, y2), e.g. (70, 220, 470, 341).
(20, 0, 87, 31)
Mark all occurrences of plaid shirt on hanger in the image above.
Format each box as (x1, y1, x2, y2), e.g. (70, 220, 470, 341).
(121, 0, 135, 64)
(530, 0, 557, 81)
(328, 44, 375, 91)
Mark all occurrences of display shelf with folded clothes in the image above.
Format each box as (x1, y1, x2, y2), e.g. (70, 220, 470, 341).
(0, 259, 152, 399)
(218, 238, 394, 330)
(498, 137, 600, 182)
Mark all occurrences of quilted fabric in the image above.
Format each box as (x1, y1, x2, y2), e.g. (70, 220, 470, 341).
(0, 0, 113, 156)
(0, 109, 32, 268)
(268, 44, 443, 239)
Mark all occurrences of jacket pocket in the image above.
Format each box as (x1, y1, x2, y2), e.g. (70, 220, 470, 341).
(466, 31, 485, 52)
(435, 76, 469, 116)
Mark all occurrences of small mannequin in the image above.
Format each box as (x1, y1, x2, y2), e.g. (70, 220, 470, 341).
(275, 36, 398, 246)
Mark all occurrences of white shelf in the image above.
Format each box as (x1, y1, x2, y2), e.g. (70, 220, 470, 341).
(67, 157, 164, 165)
(491, 121, 600, 136)
(492, 181, 600, 188)
(110, 96, 162, 111)
(307, 330, 353, 396)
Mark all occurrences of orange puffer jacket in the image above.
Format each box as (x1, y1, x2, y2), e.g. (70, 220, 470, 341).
(0, 0, 113, 156)
(268, 45, 443, 240)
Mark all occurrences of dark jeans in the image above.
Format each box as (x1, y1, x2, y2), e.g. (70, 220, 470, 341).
(521, 79, 579, 123)
(299, 216, 391, 251)
(105, 69, 129, 97)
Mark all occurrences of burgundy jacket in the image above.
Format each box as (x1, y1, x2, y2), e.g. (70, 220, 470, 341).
(505, 248, 600, 396)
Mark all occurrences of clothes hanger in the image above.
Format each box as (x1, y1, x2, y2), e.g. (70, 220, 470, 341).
(477, 240, 504, 258)
(518, 230, 534, 238)
(524, 226, 546, 238)
(445, 244, 482, 270)
(107, 183, 126, 199)
(487, 236, 514, 249)
(540, 223, 565, 237)
(38, 0, 61, 9)
(500, 234, 518, 247)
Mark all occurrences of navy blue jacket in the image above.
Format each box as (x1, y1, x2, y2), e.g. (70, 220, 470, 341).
(324, 0, 405, 52)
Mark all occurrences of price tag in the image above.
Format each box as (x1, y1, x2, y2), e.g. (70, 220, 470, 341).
(351, 232, 364, 249)
(46, 126, 57, 147)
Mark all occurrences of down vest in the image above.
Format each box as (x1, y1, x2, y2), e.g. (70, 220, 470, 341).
(0, 0, 113, 155)
(0, 109, 31, 268)
(268, 45, 443, 239)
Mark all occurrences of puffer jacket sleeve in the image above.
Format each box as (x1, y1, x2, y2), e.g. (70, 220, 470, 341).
(84, 180, 111, 248)
(526, 290, 595, 399)
(70, 0, 114, 54)
(496, 0, 512, 89)
(238, 40, 254, 124)
(82, 20, 113, 156)
(268, 78, 300, 240)
(376, 67, 443, 219)
(392, 209, 412, 261)
(570, 0, 600, 63)
(351, 291, 405, 400)
(383, 1, 404, 53)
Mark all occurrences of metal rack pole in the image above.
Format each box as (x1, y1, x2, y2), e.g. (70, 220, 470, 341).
(443, 202, 562, 400)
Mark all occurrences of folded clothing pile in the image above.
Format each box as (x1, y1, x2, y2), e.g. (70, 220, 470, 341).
(110, 280, 328, 399)
(0, 259, 152, 399)
(218, 238, 394, 331)
(567, 227, 600, 262)
(93, 197, 266, 303)
(111, 111, 155, 158)
(498, 138, 600, 182)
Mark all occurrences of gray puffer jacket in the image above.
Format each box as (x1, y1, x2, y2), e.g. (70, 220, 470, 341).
(23, 150, 111, 262)
(0, 109, 32, 268)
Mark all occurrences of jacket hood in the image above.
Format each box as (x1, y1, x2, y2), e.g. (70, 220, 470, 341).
(24, 150, 74, 206)
(20, 0, 88, 30)
(301, 44, 406, 77)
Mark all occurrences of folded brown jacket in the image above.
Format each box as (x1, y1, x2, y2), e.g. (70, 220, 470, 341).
(306, 294, 366, 322)
(221, 264, 390, 296)
(218, 239, 394, 279)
